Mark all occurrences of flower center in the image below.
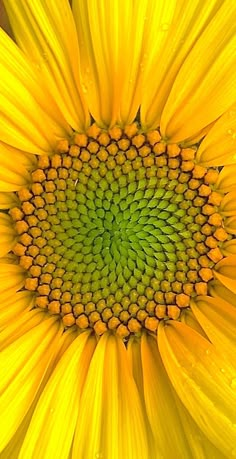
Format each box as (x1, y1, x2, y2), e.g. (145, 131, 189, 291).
(11, 124, 230, 339)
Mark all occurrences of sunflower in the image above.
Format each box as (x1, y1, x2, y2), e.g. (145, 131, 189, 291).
(1, 0, 236, 458)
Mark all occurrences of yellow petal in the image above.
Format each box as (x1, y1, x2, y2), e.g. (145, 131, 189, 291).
(0, 263, 25, 296)
(0, 142, 37, 168)
(141, 0, 222, 130)
(0, 291, 34, 331)
(0, 192, 19, 210)
(180, 121, 214, 148)
(73, 332, 149, 459)
(224, 216, 236, 235)
(191, 296, 236, 361)
(161, 2, 236, 142)
(219, 191, 236, 216)
(174, 391, 227, 459)
(0, 316, 62, 451)
(209, 279, 236, 309)
(0, 309, 46, 351)
(0, 213, 17, 257)
(0, 253, 18, 264)
(0, 28, 69, 154)
(4, 0, 89, 131)
(140, 333, 191, 457)
(73, 0, 148, 127)
(0, 0, 12, 36)
(216, 165, 236, 193)
(158, 320, 236, 457)
(196, 106, 236, 166)
(0, 327, 77, 459)
(214, 255, 236, 294)
(180, 308, 208, 339)
(222, 239, 236, 256)
(20, 331, 96, 459)
(0, 144, 31, 191)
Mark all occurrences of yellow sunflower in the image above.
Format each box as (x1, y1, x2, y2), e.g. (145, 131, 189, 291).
(1, 0, 236, 458)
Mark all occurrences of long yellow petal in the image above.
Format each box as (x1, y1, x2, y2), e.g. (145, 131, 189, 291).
(1, 142, 37, 167)
(216, 165, 236, 193)
(180, 308, 208, 339)
(0, 263, 25, 296)
(0, 0, 12, 36)
(0, 28, 69, 154)
(0, 192, 19, 210)
(196, 106, 236, 166)
(214, 255, 236, 294)
(0, 327, 78, 459)
(158, 320, 236, 457)
(0, 316, 62, 452)
(0, 213, 17, 257)
(0, 291, 34, 331)
(141, 333, 191, 458)
(73, 0, 148, 127)
(161, 1, 236, 142)
(222, 239, 236, 256)
(191, 296, 236, 361)
(4, 0, 89, 131)
(220, 191, 236, 216)
(141, 0, 222, 130)
(174, 391, 227, 459)
(209, 279, 236, 308)
(0, 144, 31, 191)
(19, 331, 96, 459)
(73, 332, 149, 459)
(0, 309, 47, 351)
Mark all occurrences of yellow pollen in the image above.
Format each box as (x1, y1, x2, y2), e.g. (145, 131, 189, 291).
(57, 139, 69, 154)
(208, 247, 223, 263)
(62, 313, 76, 327)
(94, 320, 108, 336)
(167, 144, 181, 157)
(214, 228, 228, 241)
(74, 133, 88, 147)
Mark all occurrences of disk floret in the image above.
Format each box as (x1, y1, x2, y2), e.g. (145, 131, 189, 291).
(10, 124, 229, 338)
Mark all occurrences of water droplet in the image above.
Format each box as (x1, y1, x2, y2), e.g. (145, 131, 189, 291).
(227, 128, 236, 139)
(231, 378, 236, 389)
(95, 453, 103, 459)
(205, 348, 210, 355)
(82, 83, 88, 94)
(161, 23, 169, 31)
(228, 109, 236, 118)
(139, 63, 144, 72)
(49, 408, 54, 413)
(221, 368, 226, 373)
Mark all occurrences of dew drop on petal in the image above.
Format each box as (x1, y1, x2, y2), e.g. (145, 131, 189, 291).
(81, 83, 88, 94)
(161, 23, 169, 31)
(230, 378, 236, 389)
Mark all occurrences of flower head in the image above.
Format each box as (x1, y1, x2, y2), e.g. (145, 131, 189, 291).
(1, 1, 236, 458)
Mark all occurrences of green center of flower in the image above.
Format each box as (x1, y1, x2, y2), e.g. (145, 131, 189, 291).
(11, 124, 229, 339)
